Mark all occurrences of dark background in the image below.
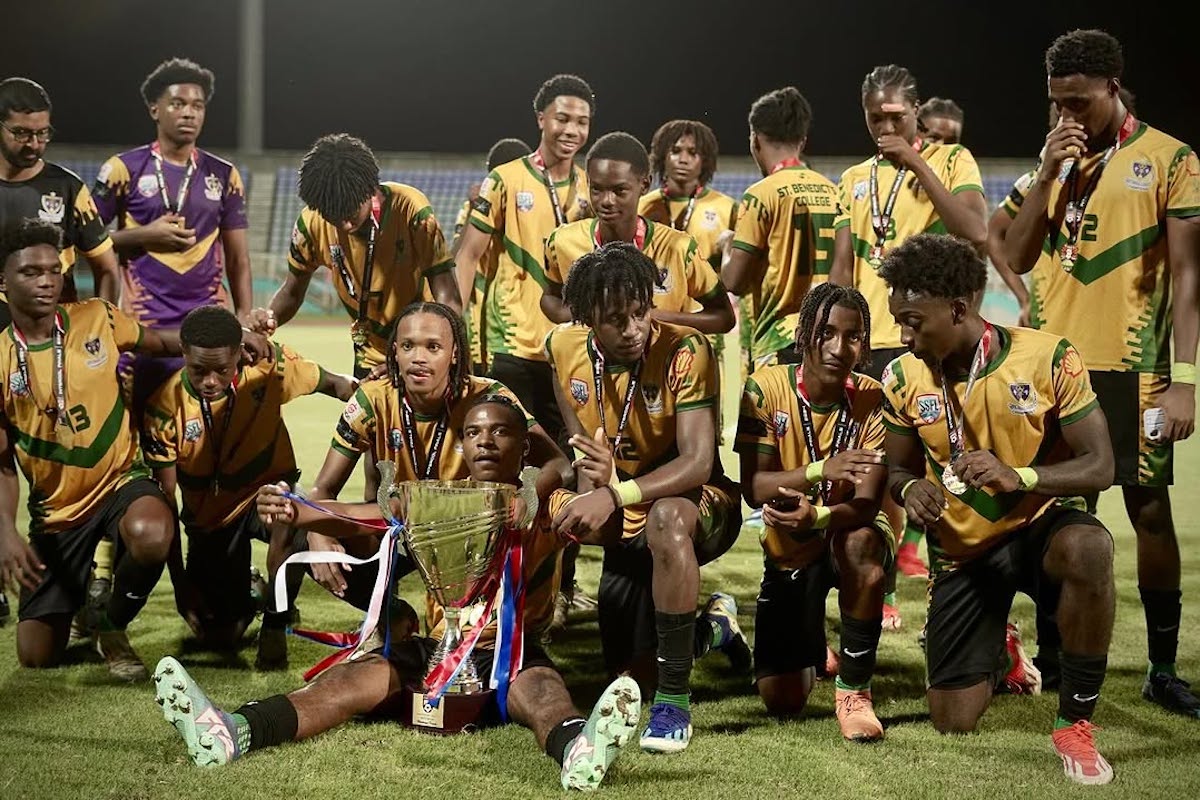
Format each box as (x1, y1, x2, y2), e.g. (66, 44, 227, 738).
(6, 0, 1197, 158)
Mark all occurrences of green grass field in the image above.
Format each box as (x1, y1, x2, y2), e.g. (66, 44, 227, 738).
(1, 322, 1198, 799)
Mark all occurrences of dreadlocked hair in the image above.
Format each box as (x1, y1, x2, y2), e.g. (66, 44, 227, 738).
(792, 283, 872, 368)
(297, 133, 380, 224)
(386, 302, 471, 400)
(1045, 29, 1123, 80)
(648, 119, 719, 187)
(0, 218, 62, 269)
(180, 305, 243, 349)
(140, 57, 215, 104)
(463, 392, 528, 434)
(877, 234, 986, 300)
(861, 65, 919, 106)
(917, 97, 964, 125)
(486, 137, 531, 172)
(562, 241, 659, 325)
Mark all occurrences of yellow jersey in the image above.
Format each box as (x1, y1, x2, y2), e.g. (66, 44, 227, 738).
(836, 143, 985, 349)
(638, 186, 736, 263)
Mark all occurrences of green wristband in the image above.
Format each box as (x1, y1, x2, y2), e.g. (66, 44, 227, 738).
(1171, 362, 1197, 385)
(1014, 467, 1039, 491)
(805, 459, 826, 483)
(812, 505, 832, 530)
(614, 480, 643, 508)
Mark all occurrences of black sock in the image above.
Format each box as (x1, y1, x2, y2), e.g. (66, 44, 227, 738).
(1057, 651, 1108, 723)
(106, 551, 165, 629)
(1139, 587, 1182, 668)
(544, 716, 586, 766)
(655, 610, 695, 698)
(234, 694, 299, 752)
(837, 614, 883, 690)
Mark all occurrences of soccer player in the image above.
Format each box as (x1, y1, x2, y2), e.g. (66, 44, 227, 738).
(721, 87, 842, 370)
(451, 138, 532, 376)
(0, 219, 184, 681)
(735, 283, 890, 741)
(276, 303, 569, 624)
(152, 395, 642, 792)
(1002, 29, 1200, 718)
(880, 234, 1117, 784)
(916, 97, 964, 146)
(548, 243, 744, 754)
(453, 74, 594, 450)
(541, 132, 734, 336)
(92, 58, 252, 413)
(141, 306, 355, 663)
(269, 133, 460, 380)
(0, 78, 119, 314)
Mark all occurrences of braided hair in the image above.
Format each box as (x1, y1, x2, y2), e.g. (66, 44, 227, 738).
(386, 302, 471, 401)
(562, 241, 659, 326)
(748, 87, 812, 145)
(861, 65, 920, 106)
(792, 283, 872, 369)
(297, 133, 380, 224)
(648, 119, 719, 187)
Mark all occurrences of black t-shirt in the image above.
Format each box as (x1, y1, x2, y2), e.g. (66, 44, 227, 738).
(0, 161, 112, 273)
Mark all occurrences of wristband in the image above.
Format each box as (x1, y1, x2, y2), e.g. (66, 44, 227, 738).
(805, 459, 826, 483)
(811, 505, 832, 530)
(1170, 362, 1197, 385)
(603, 485, 621, 509)
(899, 479, 918, 500)
(614, 480, 643, 508)
(1014, 467, 1039, 491)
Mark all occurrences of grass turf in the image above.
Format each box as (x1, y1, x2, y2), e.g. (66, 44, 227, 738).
(1, 322, 1198, 799)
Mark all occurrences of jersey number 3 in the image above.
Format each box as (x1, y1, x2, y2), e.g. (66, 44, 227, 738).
(66, 404, 91, 433)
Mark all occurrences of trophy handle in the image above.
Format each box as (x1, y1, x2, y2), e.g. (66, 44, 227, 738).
(376, 460, 400, 523)
(516, 466, 540, 528)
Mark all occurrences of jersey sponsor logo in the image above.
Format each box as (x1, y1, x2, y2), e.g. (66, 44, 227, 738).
(1008, 381, 1037, 415)
(184, 418, 203, 442)
(1060, 345, 1084, 378)
(471, 196, 492, 216)
(668, 345, 696, 392)
(515, 191, 535, 212)
(479, 177, 494, 197)
(392, 238, 406, 261)
(773, 410, 790, 437)
(252, 386, 267, 402)
(83, 337, 108, 369)
(916, 393, 942, 423)
(335, 417, 361, 447)
(642, 383, 664, 414)
(880, 362, 894, 386)
(701, 209, 720, 230)
(569, 377, 589, 405)
(204, 173, 223, 201)
(1125, 160, 1153, 191)
(38, 192, 65, 223)
(8, 371, 28, 398)
(136, 174, 159, 198)
(291, 223, 305, 249)
(342, 398, 361, 421)
(852, 180, 868, 200)
(389, 427, 403, 451)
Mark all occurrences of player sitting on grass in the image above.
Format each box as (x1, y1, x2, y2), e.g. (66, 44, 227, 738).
(153, 394, 642, 792)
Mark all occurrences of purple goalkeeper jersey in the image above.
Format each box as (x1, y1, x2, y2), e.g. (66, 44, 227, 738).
(92, 144, 248, 329)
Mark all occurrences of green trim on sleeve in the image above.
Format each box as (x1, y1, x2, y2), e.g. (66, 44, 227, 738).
(676, 397, 716, 412)
(1060, 398, 1099, 427)
(731, 240, 762, 254)
(469, 217, 495, 235)
(951, 184, 985, 195)
(330, 441, 360, 460)
(882, 418, 917, 435)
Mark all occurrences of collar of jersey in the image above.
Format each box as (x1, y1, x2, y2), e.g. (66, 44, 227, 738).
(790, 364, 844, 413)
(588, 217, 653, 251)
(521, 156, 576, 187)
(7, 304, 72, 350)
(661, 186, 711, 201)
(946, 324, 1012, 383)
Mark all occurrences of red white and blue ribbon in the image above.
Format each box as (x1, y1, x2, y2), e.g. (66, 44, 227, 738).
(489, 530, 526, 720)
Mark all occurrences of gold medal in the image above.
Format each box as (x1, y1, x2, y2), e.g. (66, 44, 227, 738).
(351, 322, 368, 348)
(942, 464, 968, 496)
(1059, 244, 1078, 272)
(868, 245, 885, 268)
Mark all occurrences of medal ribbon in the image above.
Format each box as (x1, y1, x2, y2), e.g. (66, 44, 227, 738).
(488, 527, 526, 721)
(530, 149, 577, 227)
(199, 380, 237, 494)
(400, 393, 450, 479)
(794, 366, 857, 504)
(589, 336, 643, 458)
(940, 323, 995, 469)
(330, 194, 382, 352)
(13, 311, 67, 426)
(769, 157, 803, 174)
(592, 216, 647, 250)
(150, 142, 197, 216)
(1061, 112, 1137, 256)
(662, 184, 703, 231)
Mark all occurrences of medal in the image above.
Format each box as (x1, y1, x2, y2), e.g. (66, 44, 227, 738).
(1058, 112, 1137, 274)
(939, 323, 995, 498)
(941, 464, 968, 496)
(13, 311, 68, 433)
(350, 321, 368, 348)
(337, 193, 382, 353)
(868, 245, 885, 268)
(400, 394, 450, 479)
(1059, 244, 1078, 272)
(867, 143, 916, 269)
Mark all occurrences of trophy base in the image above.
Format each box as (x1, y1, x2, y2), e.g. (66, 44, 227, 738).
(398, 687, 494, 735)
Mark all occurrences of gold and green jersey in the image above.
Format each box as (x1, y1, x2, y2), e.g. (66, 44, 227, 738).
(143, 343, 322, 532)
(468, 156, 591, 362)
(1000, 123, 1200, 372)
(880, 325, 1098, 562)
(451, 197, 499, 369)
(736, 365, 886, 570)
(288, 182, 454, 372)
(836, 143, 984, 349)
(544, 217, 724, 315)
(638, 186, 736, 262)
(731, 167, 840, 362)
(0, 300, 148, 533)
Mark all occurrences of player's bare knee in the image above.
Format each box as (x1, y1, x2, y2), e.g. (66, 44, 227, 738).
(645, 499, 692, 551)
(1050, 525, 1113, 583)
(16, 643, 61, 669)
(1125, 487, 1173, 536)
(122, 517, 175, 562)
(837, 527, 885, 584)
(931, 712, 981, 735)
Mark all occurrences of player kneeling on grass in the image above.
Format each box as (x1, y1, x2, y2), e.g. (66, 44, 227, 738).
(153, 395, 641, 792)
(141, 305, 356, 664)
(0, 219, 182, 681)
(547, 243, 746, 755)
(879, 234, 1117, 785)
(735, 282, 890, 742)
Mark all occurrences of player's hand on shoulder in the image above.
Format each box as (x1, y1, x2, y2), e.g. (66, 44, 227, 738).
(362, 362, 389, 383)
(241, 307, 277, 335)
(953, 450, 1020, 493)
(240, 329, 274, 365)
(824, 448, 884, 485)
(903, 478, 946, 527)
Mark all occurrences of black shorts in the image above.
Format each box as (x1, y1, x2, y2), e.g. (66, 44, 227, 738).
(1089, 370, 1172, 486)
(184, 505, 271, 628)
(18, 478, 168, 622)
(925, 506, 1109, 689)
(488, 354, 568, 452)
(865, 346, 909, 382)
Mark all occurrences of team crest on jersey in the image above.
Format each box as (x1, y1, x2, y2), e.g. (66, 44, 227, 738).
(389, 428, 403, 451)
(83, 337, 107, 369)
(774, 410, 790, 437)
(916, 393, 942, 423)
(654, 268, 670, 294)
(8, 371, 28, 398)
(137, 174, 159, 198)
(853, 180, 868, 200)
(38, 192, 65, 223)
(1008, 382, 1037, 415)
(184, 418, 203, 442)
(642, 383, 664, 414)
(1125, 161, 1153, 191)
(204, 174, 223, 201)
(701, 209, 720, 230)
(291, 223, 305, 250)
(569, 377, 589, 405)
(516, 191, 535, 212)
